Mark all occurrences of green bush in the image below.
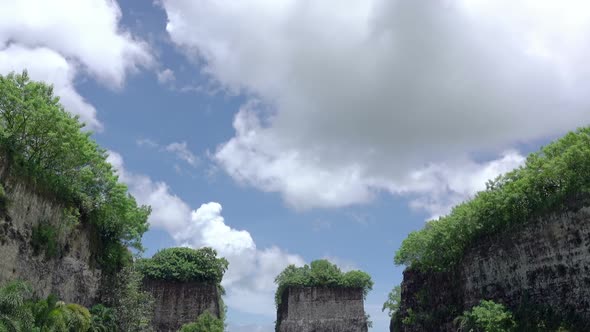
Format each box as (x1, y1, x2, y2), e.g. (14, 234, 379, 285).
(89, 304, 116, 332)
(0, 280, 34, 331)
(395, 127, 590, 271)
(274, 259, 373, 306)
(0, 71, 150, 271)
(454, 300, 516, 332)
(31, 222, 59, 259)
(178, 312, 224, 332)
(136, 247, 228, 284)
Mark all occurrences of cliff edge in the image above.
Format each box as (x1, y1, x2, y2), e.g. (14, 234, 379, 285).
(394, 206, 590, 331)
(0, 175, 102, 307)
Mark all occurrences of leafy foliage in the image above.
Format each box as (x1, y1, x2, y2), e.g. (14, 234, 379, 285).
(382, 285, 401, 318)
(31, 222, 59, 259)
(454, 300, 516, 332)
(395, 127, 590, 271)
(0, 281, 97, 332)
(177, 311, 224, 332)
(0, 281, 34, 332)
(0, 71, 150, 270)
(88, 304, 116, 332)
(274, 259, 373, 306)
(136, 247, 229, 284)
(111, 265, 154, 332)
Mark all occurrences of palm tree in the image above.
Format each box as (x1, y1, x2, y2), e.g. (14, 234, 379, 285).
(0, 281, 34, 332)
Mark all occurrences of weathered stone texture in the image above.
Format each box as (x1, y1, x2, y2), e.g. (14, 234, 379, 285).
(142, 278, 220, 332)
(394, 207, 590, 331)
(0, 180, 101, 307)
(277, 286, 368, 332)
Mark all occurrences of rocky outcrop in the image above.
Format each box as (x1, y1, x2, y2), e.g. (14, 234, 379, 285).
(0, 178, 102, 307)
(276, 286, 368, 332)
(394, 206, 590, 331)
(142, 278, 221, 332)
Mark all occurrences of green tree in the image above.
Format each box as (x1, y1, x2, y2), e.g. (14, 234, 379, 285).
(177, 312, 224, 332)
(454, 300, 516, 332)
(382, 285, 401, 318)
(0, 281, 34, 332)
(0, 71, 151, 271)
(112, 265, 154, 332)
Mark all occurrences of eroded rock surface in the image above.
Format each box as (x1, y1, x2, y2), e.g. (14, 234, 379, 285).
(0, 179, 101, 307)
(277, 286, 368, 332)
(394, 207, 590, 331)
(142, 279, 221, 332)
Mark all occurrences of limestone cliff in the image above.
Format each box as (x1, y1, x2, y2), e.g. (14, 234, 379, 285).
(0, 174, 102, 307)
(276, 286, 368, 332)
(393, 206, 590, 331)
(142, 278, 221, 332)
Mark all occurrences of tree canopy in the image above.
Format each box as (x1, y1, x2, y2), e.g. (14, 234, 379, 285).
(0, 71, 150, 270)
(395, 127, 590, 271)
(274, 259, 373, 306)
(136, 247, 228, 284)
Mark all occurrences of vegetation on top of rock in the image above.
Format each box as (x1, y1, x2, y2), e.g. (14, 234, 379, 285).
(395, 127, 590, 271)
(136, 247, 229, 284)
(274, 259, 373, 306)
(0, 71, 150, 270)
(177, 311, 224, 332)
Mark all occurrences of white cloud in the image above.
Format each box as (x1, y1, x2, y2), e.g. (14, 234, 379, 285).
(0, 0, 153, 130)
(157, 68, 176, 84)
(164, 0, 590, 214)
(165, 141, 199, 167)
(107, 151, 305, 317)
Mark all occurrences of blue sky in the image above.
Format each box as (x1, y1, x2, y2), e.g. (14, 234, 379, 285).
(2, 1, 590, 331)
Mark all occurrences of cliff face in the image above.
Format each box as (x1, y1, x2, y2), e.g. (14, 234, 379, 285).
(276, 286, 368, 332)
(394, 206, 590, 331)
(0, 178, 102, 307)
(142, 278, 221, 332)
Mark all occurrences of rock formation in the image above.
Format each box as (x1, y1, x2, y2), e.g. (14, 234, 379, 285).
(393, 206, 590, 331)
(143, 278, 221, 332)
(0, 176, 102, 307)
(277, 286, 368, 332)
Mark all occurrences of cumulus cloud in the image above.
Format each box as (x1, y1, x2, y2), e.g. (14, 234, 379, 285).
(107, 151, 305, 316)
(163, 0, 590, 213)
(0, 0, 153, 130)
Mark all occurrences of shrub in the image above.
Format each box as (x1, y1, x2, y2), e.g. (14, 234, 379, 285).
(454, 300, 516, 332)
(178, 312, 224, 332)
(274, 259, 373, 306)
(136, 247, 228, 284)
(31, 222, 59, 259)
